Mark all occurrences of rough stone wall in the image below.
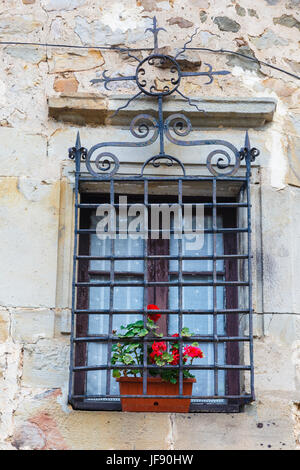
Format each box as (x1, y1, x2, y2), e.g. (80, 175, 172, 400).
(0, 0, 299, 450)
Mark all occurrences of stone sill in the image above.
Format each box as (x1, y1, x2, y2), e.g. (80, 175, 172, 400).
(48, 93, 277, 128)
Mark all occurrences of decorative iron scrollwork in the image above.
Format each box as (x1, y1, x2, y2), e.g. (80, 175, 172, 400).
(129, 114, 159, 141)
(68, 146, 87, 160)
(84, 114, 159, 179)
(239, 147, 260, 162)
(86, 151, 120, 178)
(165, 113, 241, 177)
(68, 17, 259, 179)
(141, 154, 186, 176)
(136, 55, 181, 96)
(206, 149, 240, 177)
(91, 17, 230, 117)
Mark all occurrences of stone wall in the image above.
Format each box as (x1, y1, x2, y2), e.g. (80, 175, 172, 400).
(0, 0, 299, 450)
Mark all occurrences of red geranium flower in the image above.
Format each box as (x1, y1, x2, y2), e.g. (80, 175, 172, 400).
(170, 349, 180, 365)
(149, 341, 167, 363)
(183, 345, 204, 359)
(147, 304, 161, 323)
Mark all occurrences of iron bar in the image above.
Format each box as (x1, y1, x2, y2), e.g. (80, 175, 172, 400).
(178, 179, 183, 396)
(77, 255, 249, 261)
(143, 179, 149, 396)
(245, 132, 255, 401)
(73, 364, 251, 372)
(74, 308, 250, 315)
(68, 133, 81, 404)
(71, 394, 253, 400)
(74, 335, 250, 343)
(76, 228, 248, 234)
(213, 178, 218, 396)
(76, 281, 249, 287)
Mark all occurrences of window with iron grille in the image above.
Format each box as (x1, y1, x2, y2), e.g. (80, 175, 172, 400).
(67, 17, 259, 412)
(68, 133, 258, 412)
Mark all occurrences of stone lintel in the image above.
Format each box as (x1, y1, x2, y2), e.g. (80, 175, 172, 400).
(48, 93, 277, 127)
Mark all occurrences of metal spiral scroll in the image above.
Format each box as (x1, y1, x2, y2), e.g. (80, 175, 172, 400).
(85, 114, 159, 178)
(140, 154, 186, 176)
(129, 114, 159, 140)
(164, 113, 242, 177)
(136, 55, 181, 96)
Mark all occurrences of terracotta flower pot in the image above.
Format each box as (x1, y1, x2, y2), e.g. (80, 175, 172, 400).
(117, 376, 196, 412)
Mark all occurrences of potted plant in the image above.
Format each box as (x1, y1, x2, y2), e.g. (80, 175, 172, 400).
(112, 305, 204, 412)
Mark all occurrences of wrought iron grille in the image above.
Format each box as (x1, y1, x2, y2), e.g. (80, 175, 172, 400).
(68, 18, 259, 412)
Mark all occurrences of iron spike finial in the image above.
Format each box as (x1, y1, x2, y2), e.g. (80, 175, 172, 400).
(240, 131, 260, 164)
(69, 131, 87, 161)
(244, 130, 250, 150)
(68, 132, 81, 159)
(75, 131, 81, 150)
(145, 16, 166, 51)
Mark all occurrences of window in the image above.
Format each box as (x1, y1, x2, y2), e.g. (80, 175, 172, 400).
(69, 173, 254, 412)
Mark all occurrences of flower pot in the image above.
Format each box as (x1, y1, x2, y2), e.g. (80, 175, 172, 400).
(117, 376, 196, 412)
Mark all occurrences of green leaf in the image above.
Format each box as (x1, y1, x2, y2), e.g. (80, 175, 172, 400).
(147, 322, 158, 329)
(155, 359, 164, 366)
(123, 354, 135, 365)
(127, 320, 144, 329)
(181, 327, 190, 337)
(162, 352, 172, 361)
(154, 332, 163, 337)
(126, 343, 140, 352)
(138, 328, 148, 337)
(112, 369, 121, 378)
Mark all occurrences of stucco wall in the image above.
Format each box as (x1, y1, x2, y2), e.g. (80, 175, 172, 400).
(0, 0, 299, 450)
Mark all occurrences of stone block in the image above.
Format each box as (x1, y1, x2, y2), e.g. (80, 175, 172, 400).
(54, 409, 171, 450)
(41, 0, 86, 11)
(0, 177, 60, 308)
(0, 129, 58, 179)
(0, 15, 42, 35)
(167, 17, 194, 28)
(11, 309, 55, 343)
(171, 404, 295, 449)
(48, 94, 276, 127)
(273, 14, 300, 31)
(22, 339, 69, 388)
(254, 335, 299, 398)
(4, 46, 46, 64)
(286, 114, 300, 187)
(250, 29, 289, 49)
(260, 183, 294, 314)
(55, 179, 74, 310)
(54, 76, 79, 93)
(214, 16, 241, 33)
(48, 50, 104, 74)
(59, 309, 71, 335)
(0, 309, 9, 342)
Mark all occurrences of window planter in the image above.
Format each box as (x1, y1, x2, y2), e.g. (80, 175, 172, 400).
(117, 377, 196, 412)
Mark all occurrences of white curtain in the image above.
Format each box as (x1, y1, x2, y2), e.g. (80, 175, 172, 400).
(86, 213, 225, 400)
